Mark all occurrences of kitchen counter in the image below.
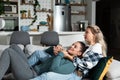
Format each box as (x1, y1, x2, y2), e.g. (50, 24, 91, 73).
(0, 31, 84, 36)
(0, 31, 85, 46)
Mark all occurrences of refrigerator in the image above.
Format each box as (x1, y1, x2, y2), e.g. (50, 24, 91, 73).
(53, 4, 71, 32)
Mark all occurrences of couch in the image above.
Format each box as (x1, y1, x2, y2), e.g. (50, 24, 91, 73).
(25, 44, 120, 80)
(0, 44, 120, 80)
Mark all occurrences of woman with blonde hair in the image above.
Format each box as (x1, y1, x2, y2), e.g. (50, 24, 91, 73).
(85, 25, 107, 57)
(65, 25, 107, 79)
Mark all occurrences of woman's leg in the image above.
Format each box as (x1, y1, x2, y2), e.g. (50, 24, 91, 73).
(29, 72, 48, 80)
(28, 50, 51, 67)
(68, 72, 82, 80)
(0, 44, 35, 80)
(0, 48, 10, 80)
(30, 72, 82, 80)
(30, 72, 73, 80)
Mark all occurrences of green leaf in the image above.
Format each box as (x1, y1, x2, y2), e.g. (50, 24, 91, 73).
(29, 0, 40, 26)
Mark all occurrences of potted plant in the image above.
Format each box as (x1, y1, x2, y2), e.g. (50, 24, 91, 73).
(29, 0, 40, 26)
(0, 0, 4, 15)
(0, 0, 10, 15)
(20, 10, 27, 18)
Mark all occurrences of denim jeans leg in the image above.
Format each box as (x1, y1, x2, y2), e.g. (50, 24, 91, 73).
(68, 72, 82, 80)
(29, 72, 47, 80)
(28, 50, 51, 67)
(30, 72, 72, 80)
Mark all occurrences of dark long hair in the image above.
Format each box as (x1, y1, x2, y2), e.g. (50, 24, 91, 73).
(77, 41, 86, 54)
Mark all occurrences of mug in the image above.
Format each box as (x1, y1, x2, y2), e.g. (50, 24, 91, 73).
(21, 26, 30, 31)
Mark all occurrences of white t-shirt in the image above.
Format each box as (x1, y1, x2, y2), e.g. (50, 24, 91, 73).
(83, 43, 102, 56)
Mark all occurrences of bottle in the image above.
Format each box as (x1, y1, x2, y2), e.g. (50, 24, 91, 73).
(21, 0, 25, 4)
(79, 22, 85, 31)
(28, 10, 31, 18)
(81, 0, 86, 4)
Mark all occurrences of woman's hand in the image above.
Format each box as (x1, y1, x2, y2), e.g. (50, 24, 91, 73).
(53, 44, 63, 55)
(61, 49, 69, 58)
(53, 45, 74, 61)
(61, 49, 74, 61)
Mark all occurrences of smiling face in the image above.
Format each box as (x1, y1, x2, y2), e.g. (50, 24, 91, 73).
(67, 41, 83, 57)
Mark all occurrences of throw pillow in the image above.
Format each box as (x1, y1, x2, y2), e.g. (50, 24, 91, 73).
(25, 44, 49, 55)
(106, 59, 120, 79)
(89, 56, 113, 80)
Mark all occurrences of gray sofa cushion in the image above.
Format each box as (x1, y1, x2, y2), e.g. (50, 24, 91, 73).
(40, 31, 59, 46)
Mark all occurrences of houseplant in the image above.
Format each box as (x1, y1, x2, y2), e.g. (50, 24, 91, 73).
(0, 0, 4, 15)
(29, 0, 40, 26)
(0, 0, 10, 15)
(20, 10, 27, 18)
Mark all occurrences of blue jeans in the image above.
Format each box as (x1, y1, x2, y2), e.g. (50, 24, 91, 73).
(30, 72, 82, 80)
(28, 50, 51, 67)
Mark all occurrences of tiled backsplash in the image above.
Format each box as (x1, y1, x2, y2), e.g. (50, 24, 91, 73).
(19, 0, 53, 31)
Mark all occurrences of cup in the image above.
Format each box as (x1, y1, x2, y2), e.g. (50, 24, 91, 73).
(21, 26, 30, 31)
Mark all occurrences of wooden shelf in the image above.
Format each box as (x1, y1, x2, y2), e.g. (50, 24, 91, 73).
(70, 3, 87, 6)
(3, 1, 18, 4)
(21, 17, 34, 19)
(36, 10, 53, 13)
(0, 31, 84, 36)
(71, 11, 86, 15)
(21, 3, 34, 5)
(4, 13, 18, 14)
(37, 24, 49, 26)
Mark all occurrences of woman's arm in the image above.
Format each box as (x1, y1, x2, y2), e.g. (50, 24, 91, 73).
(44, 47, 55, 56)
(45, 45, 63, 56)
(62, 50, 74, 61)
(64, 50, 103, 74)
(49, 52, 76, 74)
(73, 51, 103, 74)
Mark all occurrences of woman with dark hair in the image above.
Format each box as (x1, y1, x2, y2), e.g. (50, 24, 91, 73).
(0, 41, 86, 80)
